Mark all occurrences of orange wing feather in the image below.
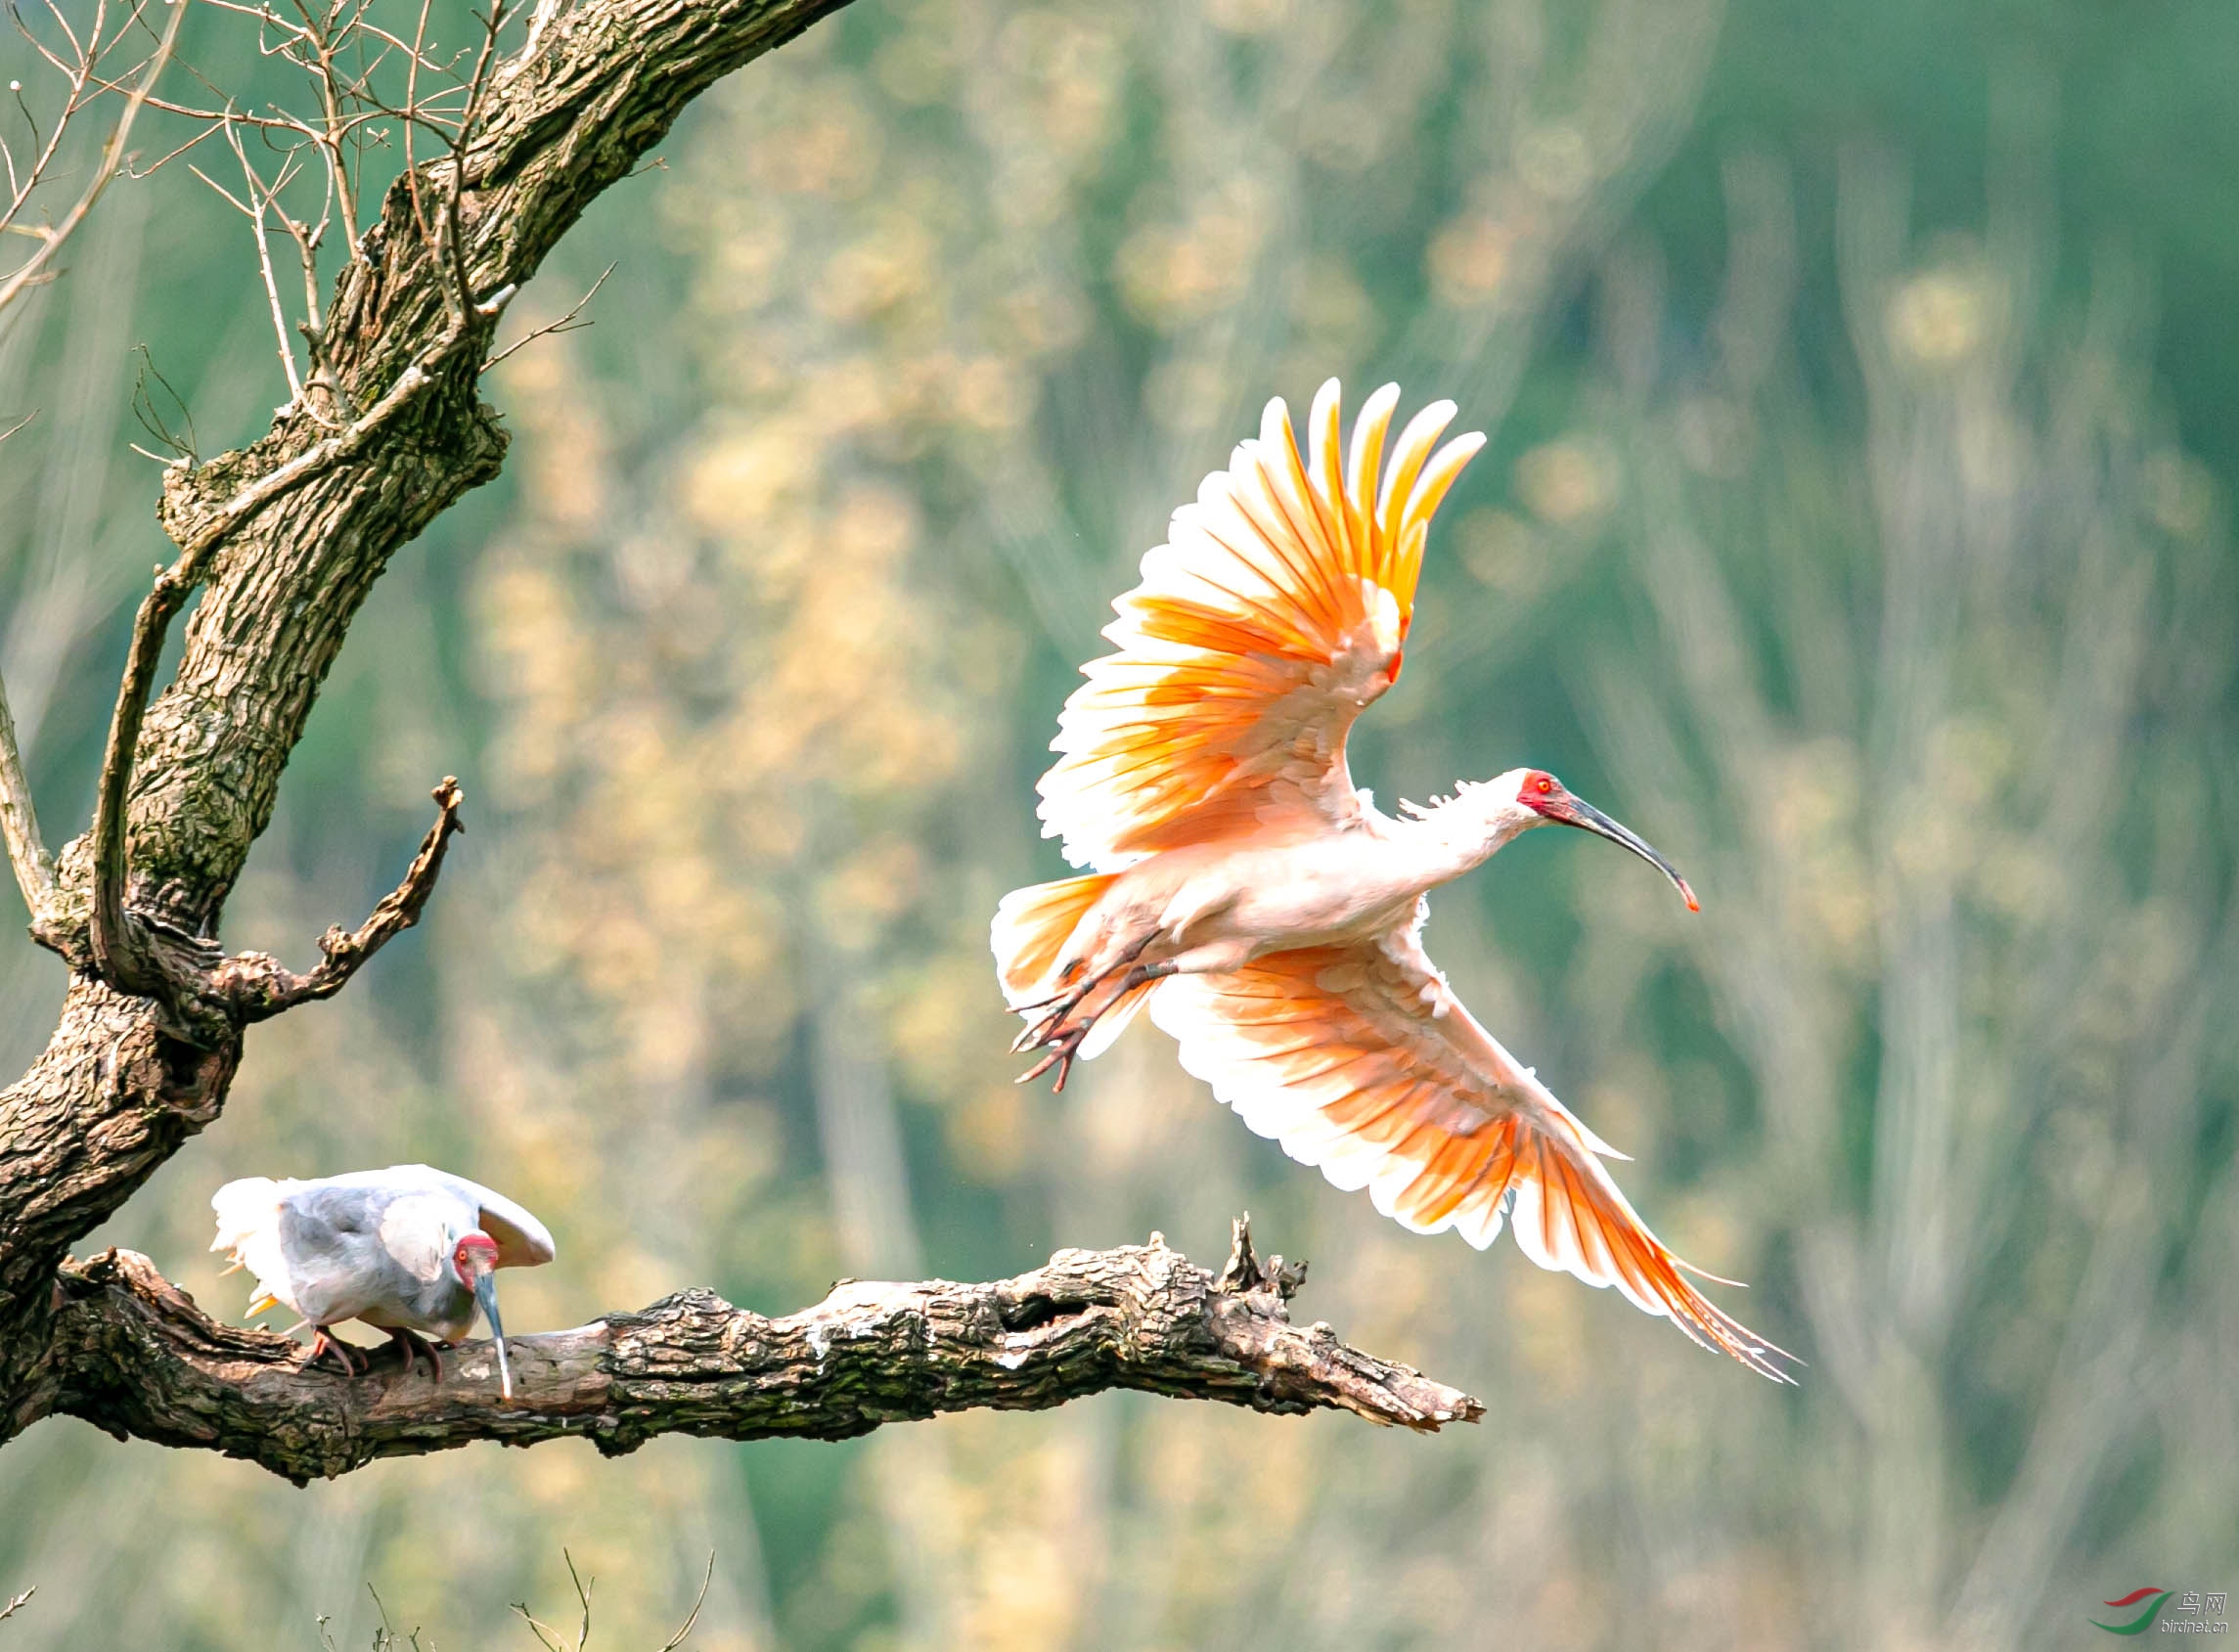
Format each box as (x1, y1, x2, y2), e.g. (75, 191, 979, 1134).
(1039, 380, 1485, 871)
(1148, 911, 1795, 1381)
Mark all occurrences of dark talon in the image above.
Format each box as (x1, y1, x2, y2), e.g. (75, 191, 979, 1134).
(1015, 1020, 1089, 1091)
(1008, 982, 1077, 1018)
(383, 1325, 444, 1383)
(1010, 985, 1093, 1053)
(1009, 940, 1164, 1053)
(1009, 960, 1125, 1052)
(1006, 957, 1095, 1020)
(307, 1328, 364, 1378)
(1011, 959, 1177, 1091)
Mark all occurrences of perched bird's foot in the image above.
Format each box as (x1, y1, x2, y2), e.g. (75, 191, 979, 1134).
(383, 1326, 444, 1384)
(306, 1328, 365, 1379)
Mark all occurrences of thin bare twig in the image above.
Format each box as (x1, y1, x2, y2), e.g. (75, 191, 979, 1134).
(129, 342, 199, 462)
(400, 0, 435, 253)
(215, 777, 466, 1018)
(0, 659, 57, 919)
(0, 1585, 33, 1623)
(514, 1603, 571, 1652)
(0, 0, 183, 320)
(507, 1548, 712, 1650)
(202, 117, 307, 403)
(481, 261, 611, 372)
(435, 14, 498, 325)
(120, 113, 229, 180)
(659, 1555, 716, 1652)
(513, 1550, 593, 1652)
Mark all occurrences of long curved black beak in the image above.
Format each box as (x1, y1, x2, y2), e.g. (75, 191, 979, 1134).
(1540, 793, 1699, 912)
(473, 1272, 514, 1401)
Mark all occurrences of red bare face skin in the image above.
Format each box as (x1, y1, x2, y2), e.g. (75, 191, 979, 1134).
(1513, 768, 1700, 914)
(453, 1231, 499, 1281)
(1517, 769, 1562, 809)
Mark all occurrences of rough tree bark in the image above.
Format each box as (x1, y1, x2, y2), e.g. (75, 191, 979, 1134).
(51, 1222, 1478, 1486)
(0, 0, 1481, 1471)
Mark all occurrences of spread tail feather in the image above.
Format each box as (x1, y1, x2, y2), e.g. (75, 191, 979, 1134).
(990, 872, 1118, 1006)
(209, 1176, 298, 1318)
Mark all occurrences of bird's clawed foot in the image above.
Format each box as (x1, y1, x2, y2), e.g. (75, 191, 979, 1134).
(1008, 962, 1108, 1054)
(1015, 1018, 1091, 1093)
(1009, 987, 1090, 1057)
(306, 1328, 366, 1379)
(1011, 960, 1178, 1093)
(1009, 940, 1164, 1055)
(1005, 960, 1090, 1025)
(383, 1326, 445, 1384)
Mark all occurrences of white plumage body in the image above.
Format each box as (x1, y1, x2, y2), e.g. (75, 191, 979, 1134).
(210, 1164, 553, 1344)
(1056, 789, 1539, 978)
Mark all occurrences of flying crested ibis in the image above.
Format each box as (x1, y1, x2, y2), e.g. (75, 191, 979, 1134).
(992, 379, 1793, 1381)
(210, 1164, 555, 1398)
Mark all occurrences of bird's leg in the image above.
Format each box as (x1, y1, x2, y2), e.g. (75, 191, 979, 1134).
(1009, 937, 1155, 1054)
(382, 1326, 444, 1384)
(1014, 960, 1180, 1092)
(306, 1328, 365, 1379)
(1008, 962, 1123, 1052)
(1004, 958, 1094, 1018)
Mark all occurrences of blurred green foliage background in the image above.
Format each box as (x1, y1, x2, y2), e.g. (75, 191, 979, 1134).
(3, 0, 2235, 1645)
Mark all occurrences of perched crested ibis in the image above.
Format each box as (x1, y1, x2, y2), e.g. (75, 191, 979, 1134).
(210, 1164, 554, 1398)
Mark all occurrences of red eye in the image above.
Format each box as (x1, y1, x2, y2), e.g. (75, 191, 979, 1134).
(1536, 776, 1554, 794)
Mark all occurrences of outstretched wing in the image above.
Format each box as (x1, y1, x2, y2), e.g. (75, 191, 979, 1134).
(1039, 380, 1484, 871)
(1147, 912, 1794, 1380)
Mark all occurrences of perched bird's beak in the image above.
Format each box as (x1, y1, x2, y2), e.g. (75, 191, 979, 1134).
(472, 1271, 514, 1402)
(1531, 791, 1699, 912)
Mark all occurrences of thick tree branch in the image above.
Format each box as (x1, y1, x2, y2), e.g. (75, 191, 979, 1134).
(82, 753, 469, 1059)
(119, 0, 857, 942)
(87, 551, 207, 1004)
(43, 1224, 1481, 1485)
(81, 298, 494, 1016)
